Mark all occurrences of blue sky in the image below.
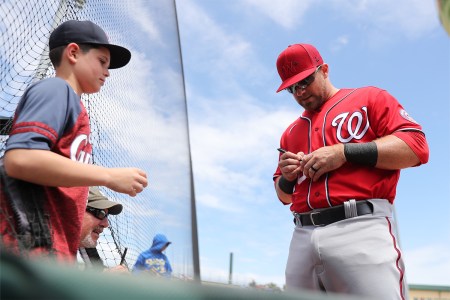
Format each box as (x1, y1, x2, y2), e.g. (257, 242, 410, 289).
(176, 0, 450, 287)
(1, 0, 448, 289)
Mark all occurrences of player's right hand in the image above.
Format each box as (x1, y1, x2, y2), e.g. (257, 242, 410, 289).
(278, 151, 303, 181)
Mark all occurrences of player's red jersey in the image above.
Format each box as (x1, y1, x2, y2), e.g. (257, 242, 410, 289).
(1, 78, 91, 261)
(273, 87, 429, 213)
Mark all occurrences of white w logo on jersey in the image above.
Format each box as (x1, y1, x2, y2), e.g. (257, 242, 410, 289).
(332, 107, 370, 143)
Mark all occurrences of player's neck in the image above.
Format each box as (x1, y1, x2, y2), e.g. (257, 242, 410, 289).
(327, 86, 340, 100)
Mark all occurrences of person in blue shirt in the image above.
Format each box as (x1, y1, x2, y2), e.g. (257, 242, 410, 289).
(133, 234, 172, 277)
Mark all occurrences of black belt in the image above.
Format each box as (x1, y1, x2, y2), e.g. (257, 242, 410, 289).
(293, 201, 373, 227)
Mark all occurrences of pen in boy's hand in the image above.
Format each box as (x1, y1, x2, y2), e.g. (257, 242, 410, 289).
(120, 247, 128, 265)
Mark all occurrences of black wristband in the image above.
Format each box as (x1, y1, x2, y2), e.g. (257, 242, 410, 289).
(278, 176, 296, 194)
(344, 142, 378, 167)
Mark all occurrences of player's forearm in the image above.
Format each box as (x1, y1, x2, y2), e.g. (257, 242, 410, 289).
(4, 149, 110, 187)
(373, 135, 420, 170)
(275, 177, 293, 204)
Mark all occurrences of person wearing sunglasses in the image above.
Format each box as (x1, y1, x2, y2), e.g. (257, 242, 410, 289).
(273, 44, 429, 299)
(78, 186, 127, 273)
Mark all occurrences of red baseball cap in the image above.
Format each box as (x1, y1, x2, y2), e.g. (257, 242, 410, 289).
(276, 44, 323, 92)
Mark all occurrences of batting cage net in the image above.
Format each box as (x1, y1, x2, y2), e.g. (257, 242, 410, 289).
(1, 0, 199, 280)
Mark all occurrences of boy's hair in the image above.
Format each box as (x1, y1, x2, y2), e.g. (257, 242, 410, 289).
(49, 43, 100, 68)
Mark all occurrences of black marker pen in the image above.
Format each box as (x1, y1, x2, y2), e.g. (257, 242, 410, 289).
(278, 148, 303, 162)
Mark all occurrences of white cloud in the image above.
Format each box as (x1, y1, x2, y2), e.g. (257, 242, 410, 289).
(197, 193, 243, 212)
(241, 0, 314, 29)
(237, 0, 440, 49)
(176, 0, 267, 83)
(176, 0, 302, 210)
(127, 3, 162, 43)
(189, 101, 298, 211)
(404, 243, 450, 285)
(329, 0, 439, 39)
(330, 35, 350, 52)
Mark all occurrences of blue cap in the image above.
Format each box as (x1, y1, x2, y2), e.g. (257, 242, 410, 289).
(49, 20, 131, 69)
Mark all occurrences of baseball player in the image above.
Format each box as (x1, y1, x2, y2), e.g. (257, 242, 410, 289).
(1, 20, 148, 261)
(273, 44, 429, 299)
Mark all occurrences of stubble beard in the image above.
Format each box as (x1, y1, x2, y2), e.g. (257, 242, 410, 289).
(80, 233, 98, 248)
(301, 85, 329, 112)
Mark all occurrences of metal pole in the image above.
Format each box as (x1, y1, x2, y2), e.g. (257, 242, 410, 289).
(228, 252, 233, 285)
(173, 0, 201, 282)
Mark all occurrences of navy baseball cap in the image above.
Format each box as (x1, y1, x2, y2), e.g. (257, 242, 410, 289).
(49, 20, 131, 69)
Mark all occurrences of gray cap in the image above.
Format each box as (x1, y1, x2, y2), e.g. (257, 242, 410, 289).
(88, 187, 123, 215)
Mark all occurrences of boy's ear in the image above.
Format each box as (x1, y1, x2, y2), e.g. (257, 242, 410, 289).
(65, 43, 80, 65)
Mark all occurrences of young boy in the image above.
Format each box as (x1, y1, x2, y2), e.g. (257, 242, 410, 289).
(0, 20, 148, 262)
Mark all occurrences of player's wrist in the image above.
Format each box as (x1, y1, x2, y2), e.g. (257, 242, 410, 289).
(278, 175, 296, 194)
(344, 142, 378, 167)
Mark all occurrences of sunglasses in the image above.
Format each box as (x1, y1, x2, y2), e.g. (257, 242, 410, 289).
(86, 207, 109, 220)
(286, 65, 322, 94)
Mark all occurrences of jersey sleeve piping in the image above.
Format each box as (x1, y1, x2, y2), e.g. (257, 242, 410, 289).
(10, 122, 58, 145)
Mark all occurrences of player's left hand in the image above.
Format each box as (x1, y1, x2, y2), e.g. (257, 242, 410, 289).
(301, 144, 346, 182)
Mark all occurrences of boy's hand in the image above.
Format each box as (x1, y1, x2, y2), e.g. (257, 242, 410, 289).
(106, 168, 148, 196)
